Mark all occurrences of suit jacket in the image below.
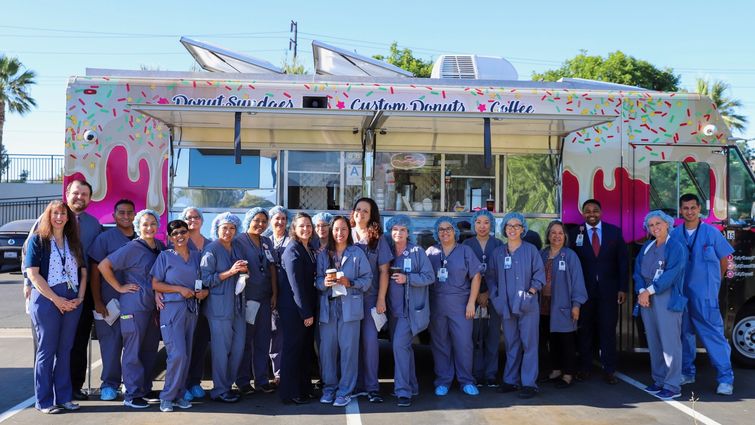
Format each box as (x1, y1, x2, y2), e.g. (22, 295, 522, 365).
(568, 221, 629, 297)
(279, 240, 318, 320)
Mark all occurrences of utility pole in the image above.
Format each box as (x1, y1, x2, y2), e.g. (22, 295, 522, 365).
(289, 20, 298, 61)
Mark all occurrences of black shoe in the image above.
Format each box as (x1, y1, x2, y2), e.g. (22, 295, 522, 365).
(213, 392, 240, 403)
(486, 378, 499, 388)
(124, 398, 150, 409)
(72, 389, 88, 401)
(257, 383, 276, 394)
(518, 386, 538, 399)
(368, 391, 384, 403)
(603, 373, 618, 385)
(290, 396, 310, 405)
(143, 390, 161, 403)
(396, 396, 411, 407)
(498, 383, 521, 393)
(238, 384, 255, 395)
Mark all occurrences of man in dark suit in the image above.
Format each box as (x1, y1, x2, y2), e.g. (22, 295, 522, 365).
(568, 199, 628, 384)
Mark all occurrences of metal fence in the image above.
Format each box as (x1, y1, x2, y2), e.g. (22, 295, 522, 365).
(0, 196, 59, 226)
(1, 154, 64, 183)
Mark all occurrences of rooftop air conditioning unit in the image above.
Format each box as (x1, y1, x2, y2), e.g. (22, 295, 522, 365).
(430, 55, 518, 80)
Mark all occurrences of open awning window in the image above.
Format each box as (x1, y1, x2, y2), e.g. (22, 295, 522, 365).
(312, 40, 413, 77)
(180, 37, 284, 74)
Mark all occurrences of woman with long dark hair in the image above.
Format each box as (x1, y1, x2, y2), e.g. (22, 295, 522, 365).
(350, 197, 392, 402)
(25, 200, 87, 414)
(277, 212, 318, 404)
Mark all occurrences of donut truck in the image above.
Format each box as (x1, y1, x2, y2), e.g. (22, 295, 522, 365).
(63, 37, 755, 364)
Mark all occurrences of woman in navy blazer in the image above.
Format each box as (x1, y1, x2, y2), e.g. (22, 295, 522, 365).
(277, 212, 318, 404)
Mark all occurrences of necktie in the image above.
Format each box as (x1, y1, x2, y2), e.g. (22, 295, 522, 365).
(591, 227, 600, 257)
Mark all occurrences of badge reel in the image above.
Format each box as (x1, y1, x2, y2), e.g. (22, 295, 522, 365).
(575, 234, 584, 247)
(480, 255, 488, 273)
(653, 261, 664, 282)
(195, 279, 203, 292)
(403, 258, 412, 273)
(559, 260, 566, 271)
(438, 267, 448, 282)
(265, 250, 275, 262)
(504, 256, 512, 270)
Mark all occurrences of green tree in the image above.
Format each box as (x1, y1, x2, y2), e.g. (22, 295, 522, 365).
(281, 56, 307, 75)
(532, 50, 680, 91)
(695, 78, 748, 134)
(0, 144, 9, 179)
(0, 55, 37, 178)
(373, 42, 433, 78)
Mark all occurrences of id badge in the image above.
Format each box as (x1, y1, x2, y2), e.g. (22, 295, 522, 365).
(437, 267, 448, 282)
(575, 234, 584, 247)
(559, 260, 566, 271)
(403, 258, 412, 272)
(480, 262, 488, 273)
(195, 279, 203, 292)
(653, 268, 664, 282)
(264, 250, 275, 262)
(504, 256, 512, 269)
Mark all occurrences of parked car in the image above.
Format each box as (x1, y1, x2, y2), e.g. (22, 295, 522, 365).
(0, 219, 35, 272)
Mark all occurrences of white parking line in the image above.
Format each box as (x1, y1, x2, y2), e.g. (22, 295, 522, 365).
(0, 358, 103, 423)
(345, 398, 362, 425)
(614, 371, 723, 425)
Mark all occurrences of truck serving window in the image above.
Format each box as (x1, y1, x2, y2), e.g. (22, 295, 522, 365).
(649, 161, 711, 217)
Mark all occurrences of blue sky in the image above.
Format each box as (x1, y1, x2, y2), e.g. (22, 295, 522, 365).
(2, 0, 754, 154)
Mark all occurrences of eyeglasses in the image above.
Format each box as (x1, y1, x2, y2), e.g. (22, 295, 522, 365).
(505, 224, 523, 230)
(186, 215, 201, 221)
(438, 226, 454, 233)
(170, 229, 189, 237)
(315, 224, 330, 229)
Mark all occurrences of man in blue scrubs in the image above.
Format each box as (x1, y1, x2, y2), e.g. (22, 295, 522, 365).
(88, 199, 136, 400)
(670, 193, 735, 395)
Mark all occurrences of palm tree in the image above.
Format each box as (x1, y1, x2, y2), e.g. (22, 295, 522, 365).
(0, 55, 37, 177)
(696, 78, 747, 133)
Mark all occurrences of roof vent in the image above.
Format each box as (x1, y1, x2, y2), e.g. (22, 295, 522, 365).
(431, 55, 518, 80)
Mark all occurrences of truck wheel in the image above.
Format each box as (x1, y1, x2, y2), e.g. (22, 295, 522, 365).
(731, 304, 755, 368)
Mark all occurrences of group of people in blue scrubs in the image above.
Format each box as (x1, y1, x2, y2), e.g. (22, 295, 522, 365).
(23, 184, 737, 414)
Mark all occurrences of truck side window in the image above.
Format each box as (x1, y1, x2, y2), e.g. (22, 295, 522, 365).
(649, 161, 710, 217)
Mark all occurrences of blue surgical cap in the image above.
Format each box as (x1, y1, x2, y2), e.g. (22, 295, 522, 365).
(180, 206, 203, 221)
(643, 210, 675, 232)
(471, 209, 496, 236)
(500, 212, 528, 235)
(312, 212, 334, 225)
(133, 209, 160, 234)
(211, 212, 242, 240)
(242, 207, 269, 233)
(385, 214, 414, 239)
(433, 216, 458, 242)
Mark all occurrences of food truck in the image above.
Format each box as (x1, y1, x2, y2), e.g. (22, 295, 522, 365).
(63, 38, 755, 366)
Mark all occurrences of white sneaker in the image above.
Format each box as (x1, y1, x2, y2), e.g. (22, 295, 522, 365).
(680, 375, 695, 385)
(716, 382, 733, 396)
(159, 399, 174, 412)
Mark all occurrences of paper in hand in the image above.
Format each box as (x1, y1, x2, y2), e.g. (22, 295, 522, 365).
(371, 307, 388, 332)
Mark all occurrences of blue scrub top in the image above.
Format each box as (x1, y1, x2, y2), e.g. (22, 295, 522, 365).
(106, 238, 165, 314)
(462, 236, 503, 293)
(670, 222, 733, 300)
(201, 239, 245, 320)
(315, 244, 372, 323)
(426, 243, 482, 298)
(236, 233, 276, 301)
(88, 227, 135, 302)
(187, 235, 211, 253)
(354, 234, 393, 299)
(539, 247, 587, 332)
(487, 241, 545, 319)
(387, 242, 435, 318)
(150, 249, 202, 303)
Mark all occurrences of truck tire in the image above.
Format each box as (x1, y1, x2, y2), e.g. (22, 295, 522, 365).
(731, 304, 755, 368)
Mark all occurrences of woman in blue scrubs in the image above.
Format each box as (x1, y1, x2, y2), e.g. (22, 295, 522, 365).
(385, 215, 435, 407)
(463, 209, 503, 387)
(312, 212, 333, 252)
(151, 219, 208, 412)
(350, 197, 391, 403)
(236, 207, 278, 395)
(634, 210, 687, 400)
(266, 205, 289, 385)
(26, 200, 87, 414)
(99, 209, 165, 409)
(201, 212, 247, 403)
(426, 216, 482, 396)
(538, 220, 587, 388)
(316, 216, 372, 407)
(487, 212, 545, 399)
(278, 212, 318, 404)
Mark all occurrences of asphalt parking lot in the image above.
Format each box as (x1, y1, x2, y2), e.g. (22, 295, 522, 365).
(0, 270, 752, 425)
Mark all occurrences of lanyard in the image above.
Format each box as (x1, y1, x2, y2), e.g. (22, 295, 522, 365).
(440, 243, 457, 268)
(53, 238, 70, 273)
(246, 233, 267, 272)
(685, 221, 701, 257)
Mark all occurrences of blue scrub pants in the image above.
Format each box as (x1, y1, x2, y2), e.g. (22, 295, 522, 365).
(186, 311, 210, 388)
(681, 297, 734, 384)
(208, 313, 246, 398)
(389, 316, 419, 398)
(430, 297, 475, 387)
(269, 309, 282, 380)
(473, 303, 501, 382)
(30, 285, 82, 410)
(356, 295, 381, 393)
(160, 302, 197, 402)
(120, 310, 160, 401)
(237, 300, 272, 387)
(93, 307, 123, 391)
(319, 298, 361, 398)
(502, 312, 539, 388)
(640, 290, 682, 393)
